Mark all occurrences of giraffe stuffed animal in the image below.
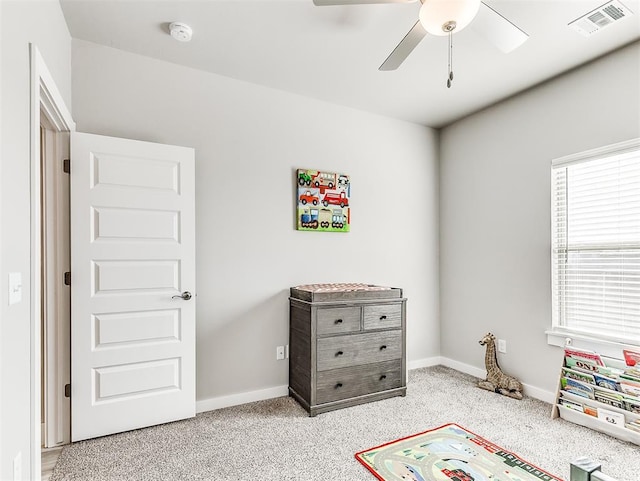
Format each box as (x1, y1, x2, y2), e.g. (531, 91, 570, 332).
(478, 332, 523, 400)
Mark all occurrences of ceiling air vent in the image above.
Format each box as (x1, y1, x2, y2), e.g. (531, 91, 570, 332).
(569, 0, 633, 37)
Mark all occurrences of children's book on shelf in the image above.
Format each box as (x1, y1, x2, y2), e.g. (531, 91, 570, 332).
(559, 398, 583, 412)
(597, 408, 625, 426)
(564, 347, 605, 366)
(564, 357, 624, 377)
(559, 394, 598, 417)
(620, 373, 640, 385)
(623, 349, 640, 367)
(621, 367, 640, 382)
(624, 397, 640, 414)
(592, 372, 620, 391)
(620, 380, 640, 397)
(593, 388, 625, 409)
(583, 404, 598, 417)
(562, 367, 595, 385)
(561, 377, 594, 399)
(626, 419, 640, 433)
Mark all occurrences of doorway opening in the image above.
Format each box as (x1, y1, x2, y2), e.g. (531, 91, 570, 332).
(40, 111, 71, 450)
(31, 44, 75, 480)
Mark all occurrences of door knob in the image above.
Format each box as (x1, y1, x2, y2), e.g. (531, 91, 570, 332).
(172, 291, 192, 300)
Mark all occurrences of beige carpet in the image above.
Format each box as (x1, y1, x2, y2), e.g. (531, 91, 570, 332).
(51, 366, 638, 481)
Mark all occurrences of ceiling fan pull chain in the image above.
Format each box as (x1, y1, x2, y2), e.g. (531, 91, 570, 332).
(447, 30, 454, 89)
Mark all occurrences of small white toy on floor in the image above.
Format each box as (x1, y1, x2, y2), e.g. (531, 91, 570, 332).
(478, 332, 523, 400)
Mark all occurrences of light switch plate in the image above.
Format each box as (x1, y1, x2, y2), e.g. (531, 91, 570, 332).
(9, 272, 22, 305)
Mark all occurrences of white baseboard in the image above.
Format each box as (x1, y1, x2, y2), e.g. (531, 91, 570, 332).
(195, 359, 556, 414)
(439, 357, 556, 404)
(196, 385, 289, 414)
(407, 356, 442, 371)
(439, 357, 486, 379)
(521, 384, 556, 404)
(197, 360, 443, 414)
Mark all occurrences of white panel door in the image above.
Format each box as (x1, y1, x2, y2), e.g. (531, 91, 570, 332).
(70, 132, 196, 441)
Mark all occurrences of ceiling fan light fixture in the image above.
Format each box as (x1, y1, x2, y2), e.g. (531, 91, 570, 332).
(418, 0, 481, 36)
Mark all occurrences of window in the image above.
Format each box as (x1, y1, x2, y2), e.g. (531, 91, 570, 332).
(551, 139, 640, 346)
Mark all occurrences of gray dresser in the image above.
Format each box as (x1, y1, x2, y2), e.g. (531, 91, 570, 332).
(289, 284, 406, 416)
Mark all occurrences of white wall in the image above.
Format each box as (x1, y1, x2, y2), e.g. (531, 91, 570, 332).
(0, 2, 4, 474)
(0, 1, 72, 478)
(71, 39, 440, 405)
(439, 41, 640, 397)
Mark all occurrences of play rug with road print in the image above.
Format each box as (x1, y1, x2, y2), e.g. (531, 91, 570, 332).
(355, 423, 563, 481)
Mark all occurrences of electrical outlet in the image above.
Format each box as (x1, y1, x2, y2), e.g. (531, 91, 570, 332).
(13, 451, 22, 481)
(498, 339, 507, 354)
(276, 345, 285, 360)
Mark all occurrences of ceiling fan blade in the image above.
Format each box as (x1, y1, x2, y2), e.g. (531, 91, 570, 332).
(313, 0, 417, 5)
(379, 21, 427, 71)
(472, 2, 529, 53)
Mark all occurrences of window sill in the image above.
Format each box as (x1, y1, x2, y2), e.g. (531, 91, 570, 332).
(546, 329, 639, 359)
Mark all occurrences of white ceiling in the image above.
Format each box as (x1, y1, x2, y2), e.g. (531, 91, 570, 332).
(60, 0, 640, 127)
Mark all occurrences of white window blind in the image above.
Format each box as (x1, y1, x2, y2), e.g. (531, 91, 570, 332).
(552, 139, 640, 346)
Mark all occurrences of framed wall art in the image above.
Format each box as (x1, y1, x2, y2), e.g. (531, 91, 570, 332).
(296, 169, 350, 232)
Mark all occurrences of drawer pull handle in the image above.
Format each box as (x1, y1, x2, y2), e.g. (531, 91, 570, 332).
(335, 319, 343, 324)
(380, 315, 387, 320)
(379, 375, 387, 381)
(335, 383, 343, 389)
(336, 351, 344, 357)
(380, 345, 387, 351)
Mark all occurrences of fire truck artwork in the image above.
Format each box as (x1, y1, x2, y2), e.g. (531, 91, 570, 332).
(297, 169, 350, 232)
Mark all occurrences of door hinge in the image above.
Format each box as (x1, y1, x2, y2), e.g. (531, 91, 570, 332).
(64, 271, 71, 286)
(63, 159, 70, 174)
(64, 383, 71, 398)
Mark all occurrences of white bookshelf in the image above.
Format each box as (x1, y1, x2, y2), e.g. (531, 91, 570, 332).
(551, 353, 640, 446)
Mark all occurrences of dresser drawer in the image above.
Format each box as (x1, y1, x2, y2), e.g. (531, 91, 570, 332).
(317, 307, 361, 336)
(363, 304, 402, 330)
(316, 330, 402, 371)
(316, 360, 403, 404)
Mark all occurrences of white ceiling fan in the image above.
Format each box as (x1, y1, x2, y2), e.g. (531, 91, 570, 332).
(313, 0, 529, 85)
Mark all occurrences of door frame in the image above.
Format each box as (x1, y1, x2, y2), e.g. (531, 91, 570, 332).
(41, 114, 71, 448)
(30, 44, 75, 478)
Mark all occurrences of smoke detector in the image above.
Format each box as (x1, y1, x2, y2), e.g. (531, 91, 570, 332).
(169, 22, 193, 42)
(569, 0, 633, 37)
